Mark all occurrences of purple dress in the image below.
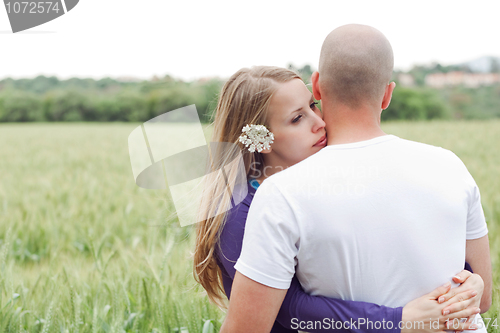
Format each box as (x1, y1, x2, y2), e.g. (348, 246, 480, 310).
(215, 181, 403, 333)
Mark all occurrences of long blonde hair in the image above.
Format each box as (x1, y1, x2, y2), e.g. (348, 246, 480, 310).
(193, 66, 301, 308)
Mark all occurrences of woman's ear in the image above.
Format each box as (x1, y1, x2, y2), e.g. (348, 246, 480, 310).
(311, 71, 322, 101)
(260, 147, 272, 154)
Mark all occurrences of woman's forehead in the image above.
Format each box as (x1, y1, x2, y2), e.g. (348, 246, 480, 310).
(269, 80, 312, 119)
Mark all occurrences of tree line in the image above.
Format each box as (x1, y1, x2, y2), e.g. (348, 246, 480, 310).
(0, 66, 499, 123)
(0, 75, 221, 123)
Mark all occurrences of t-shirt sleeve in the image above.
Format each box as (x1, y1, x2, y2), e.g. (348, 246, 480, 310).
(276, 275, 403, 333)
(466, 179, 488, 239)
(234, 181, 298, 289)
(440, 149, 488, 240)
(448, 150, 489, 240)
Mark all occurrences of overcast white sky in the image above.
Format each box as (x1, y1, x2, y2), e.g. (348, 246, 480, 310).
(1, 0, 499, 81)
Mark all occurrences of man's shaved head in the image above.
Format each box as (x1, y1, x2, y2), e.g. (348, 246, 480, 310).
(318, 24, 394, 108)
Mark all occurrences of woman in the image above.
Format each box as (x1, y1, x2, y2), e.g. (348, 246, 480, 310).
(193, 66, 483, 332)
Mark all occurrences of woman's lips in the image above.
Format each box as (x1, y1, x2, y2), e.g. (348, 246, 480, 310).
(314, 135, 327, 147)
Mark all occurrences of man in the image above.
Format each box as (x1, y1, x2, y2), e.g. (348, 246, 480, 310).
(221, 24, 492, 333)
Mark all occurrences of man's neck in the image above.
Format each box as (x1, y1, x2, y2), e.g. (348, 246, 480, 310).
(323, 102, 386, 145)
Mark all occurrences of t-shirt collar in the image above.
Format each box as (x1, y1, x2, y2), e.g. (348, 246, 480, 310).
(323, 134, 398, 150)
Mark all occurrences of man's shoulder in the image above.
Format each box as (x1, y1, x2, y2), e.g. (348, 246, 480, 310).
(257, 137, 467, 194)
(395, 137, 459, 159)
(385, 138, 473, 182)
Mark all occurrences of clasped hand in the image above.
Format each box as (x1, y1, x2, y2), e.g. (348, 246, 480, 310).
(402, 270, 483, 333)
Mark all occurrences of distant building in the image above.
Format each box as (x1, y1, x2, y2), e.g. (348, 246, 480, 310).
(425, 71, 500, 88)
(116, 76, 142, 83)
(397, 73, 415, 87)
(197, 76, 220, 83)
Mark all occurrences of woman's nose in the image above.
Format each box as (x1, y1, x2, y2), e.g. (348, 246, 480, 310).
(312, 112, 326, 133)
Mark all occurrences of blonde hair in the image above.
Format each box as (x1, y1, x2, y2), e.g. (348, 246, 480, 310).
(193, 66, 301, 308)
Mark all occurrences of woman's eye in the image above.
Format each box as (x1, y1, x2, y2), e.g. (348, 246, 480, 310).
(310, 102, 318, 109)
(292, 115, 302, 123)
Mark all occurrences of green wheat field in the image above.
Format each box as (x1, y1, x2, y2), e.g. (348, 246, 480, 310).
(0, 121, 499, 332)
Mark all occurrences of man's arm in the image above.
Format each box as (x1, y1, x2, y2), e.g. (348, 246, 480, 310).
(456, 154, 491, 313)
(465, 235, 492, 313)
(220, 271, 287, 333)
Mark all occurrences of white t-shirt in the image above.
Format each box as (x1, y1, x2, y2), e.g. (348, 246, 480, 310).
(235, 135, 488, 326)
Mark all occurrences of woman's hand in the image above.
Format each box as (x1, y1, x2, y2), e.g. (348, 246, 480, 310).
(438, 270, 484, 332)
(401, 272, 481, 333)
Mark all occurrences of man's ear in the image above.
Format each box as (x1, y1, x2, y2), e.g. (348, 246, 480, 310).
(381, 82, 396, 110)
(311, 71, 322, 101)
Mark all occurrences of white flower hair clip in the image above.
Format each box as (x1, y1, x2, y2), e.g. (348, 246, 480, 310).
(238, 124, 274, 153)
